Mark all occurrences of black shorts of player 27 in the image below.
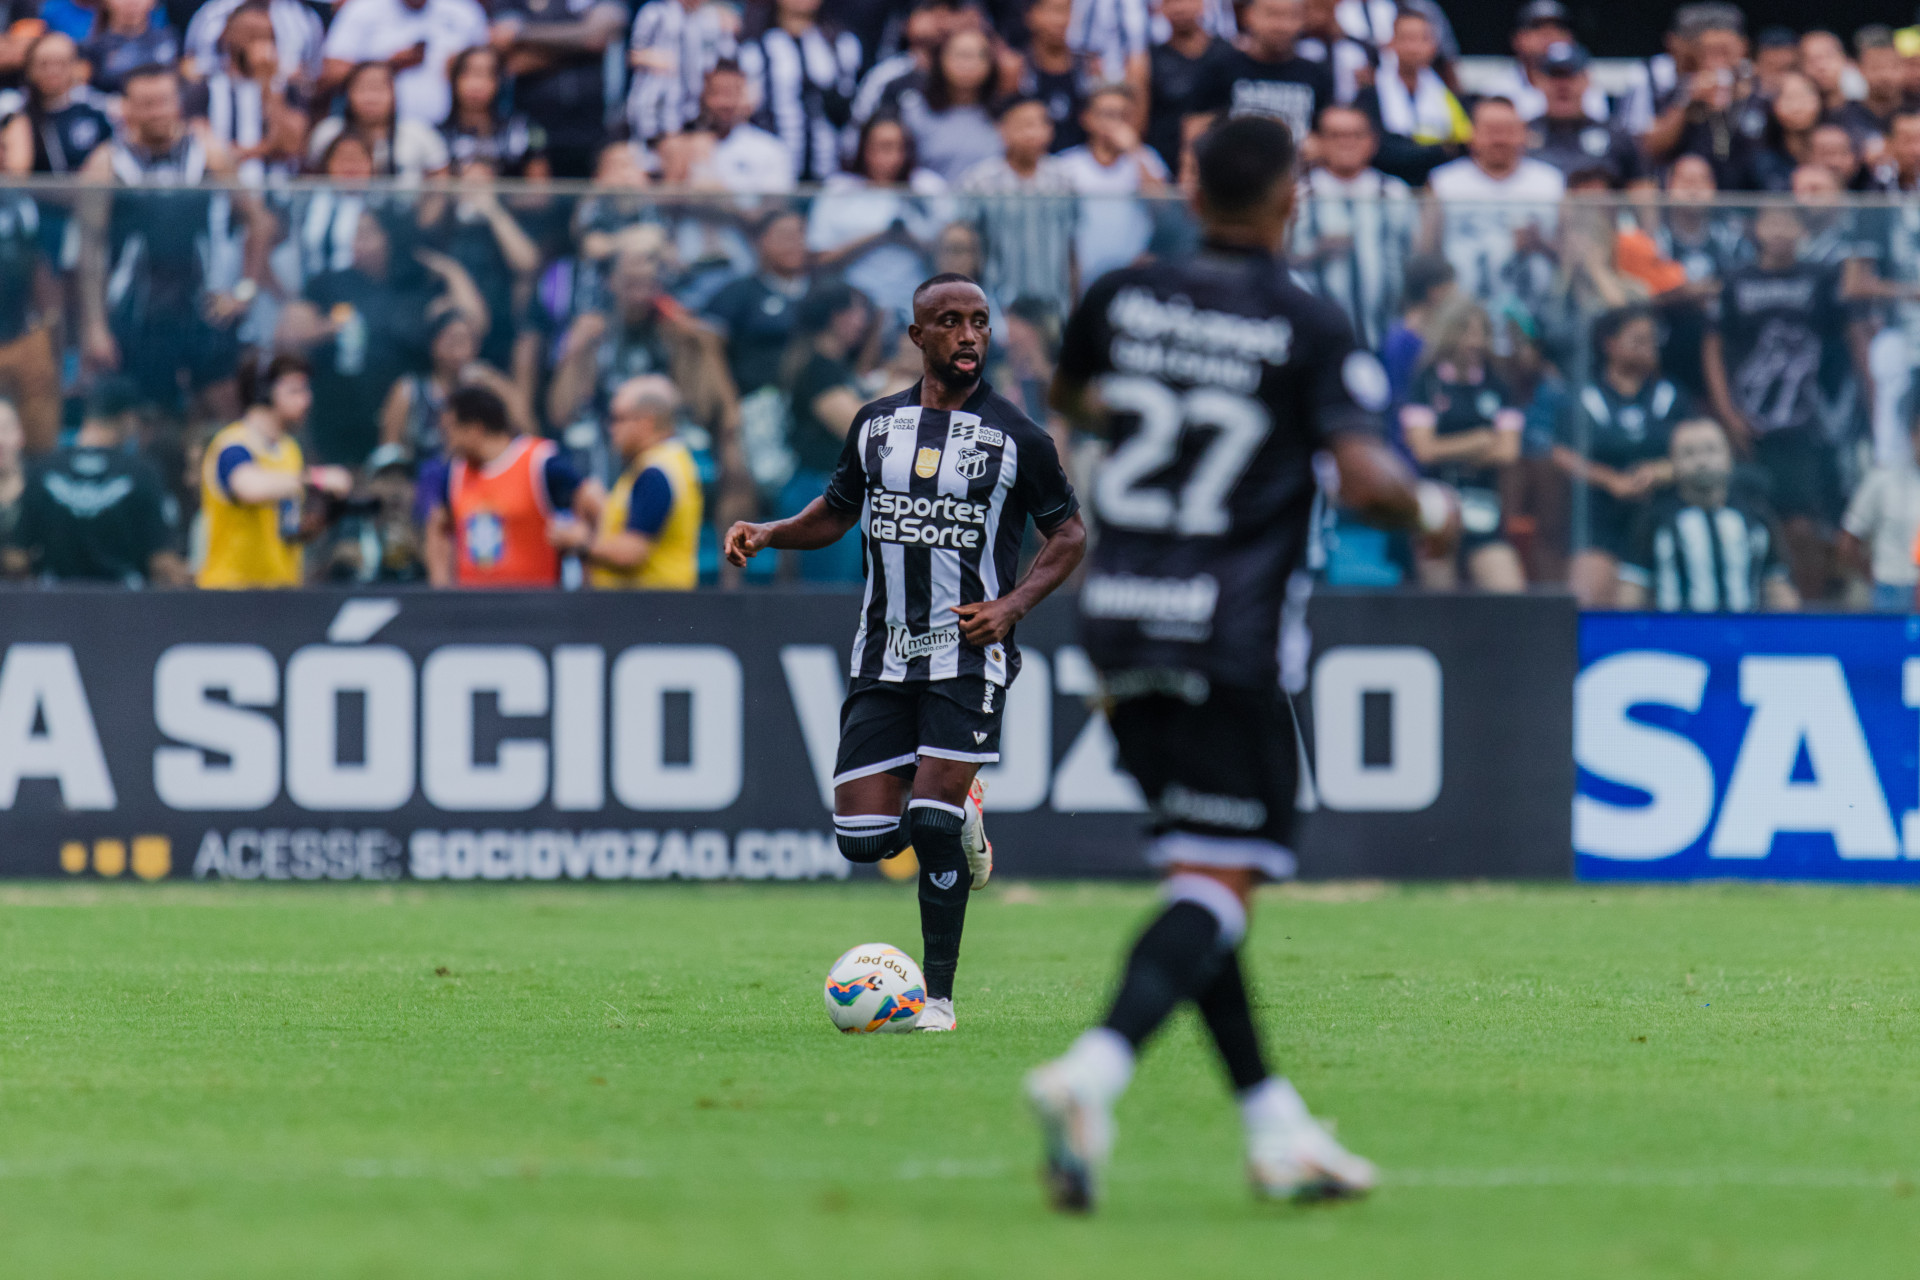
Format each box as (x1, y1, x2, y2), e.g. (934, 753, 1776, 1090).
(1105, 678, 1299, 881)
(831, 675, 1005, 786)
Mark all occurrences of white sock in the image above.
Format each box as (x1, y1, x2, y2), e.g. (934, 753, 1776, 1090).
(1239, 1077, 1309, 1131)
(1062, 1027, 1135, 1101)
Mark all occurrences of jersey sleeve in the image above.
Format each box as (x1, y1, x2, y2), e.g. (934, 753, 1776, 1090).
(1305, 307, 1388, 444)
(213, 443, 254, 499)
(1011, 418, 1079, 535)
(1055, 275, 1118, 390)
(625, 467, 674, 537)
(821, 408, 870, 514)
(542, 450, 583, 511)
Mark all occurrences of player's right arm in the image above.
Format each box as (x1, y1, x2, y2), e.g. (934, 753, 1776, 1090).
(723, 498, 860, 564)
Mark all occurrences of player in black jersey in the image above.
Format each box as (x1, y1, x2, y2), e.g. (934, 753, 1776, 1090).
(724, 273, 1086, 1032)
(1024, 114, 1460, 1209)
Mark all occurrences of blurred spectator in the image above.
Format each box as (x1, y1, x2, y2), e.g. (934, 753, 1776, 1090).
(1064, 0, 1150, 88)
(807, 113, 945, 331)
(1016, 0, 1101, 155)
(1799, 30, 1857, 119)
(776, 282, 869, 581)
(1790, 164, 1864, 269)
(486, 0, 625, 179)
(1553, 304, 1688, 607)
(1835, 26, 1910, 160)
(197, 352, 352, 588)
(1749, 26, 1800, 99)
(1192, 0, 1329, 147)
(1379, 251, 1454, 404)
(1839, 415, 1920, 611)
(1849, 113, 1920, 466)
(1749, 70, 1825, 192)
(80, 0, 179, 95)
(307, 62, 451, 178)
(1809, 121, 1866, 190)
(546, 245, 741, 504)
(1619, 155, 1742, 400)
(704, 208, 810, 495)
(558, 374, 704, 589)
(899, 28, 1003, 183)
(78, 64, 248, 420)
(12, 378, 188, 585)
(1297, 0, 1369, 105)
(1525, 43, 1641, 185)
(0, 400, 21, 571)
(697, 60, 795, 191)
(1358, 6, 1469, 169)
(0, 186, 57, 455)
(191, 0, 311, 184)
(847, 0, 951, 134)
(416, 160, 541, 370)
(183, 0, 323, 87)
(1054, 82, 1166, 285)
(1617, 417, 1799, 611)
(1292, 104, 1412, 351)
(442, 46, 550, 177)
(319, 0, 489, 126)
(1423, 97, 1565, 313)
(1642, 3, 1765, 191)
(1488, 0, 1610, 124)
(1399, 296, 1526, 592)
(1143, 0, 1230, 172)
(425, 383, 600, 588)
(738, 0, 861, 184)
(957, 91, 1074, 316)
(379, 310, 531, 460)
(1869, 107, 1920, 194)
(276, 212, 486, 465)
(1702, 205, 1846, 601)
(627, 0, 738, 144)
(1, 32, 113, 175)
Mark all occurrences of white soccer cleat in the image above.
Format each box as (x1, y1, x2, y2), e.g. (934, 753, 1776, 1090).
(1246, 1109, 1378, 1203)
(1023, 1057, 1116, 1213)
(914, 997, 957, 1031)
(962, 777, 992, 889)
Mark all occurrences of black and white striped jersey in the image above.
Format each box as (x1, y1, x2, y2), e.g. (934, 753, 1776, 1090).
(823, 379, 1078, 686)
(1620, 496, 1788, 613)
(1058, 243, 1386, 688)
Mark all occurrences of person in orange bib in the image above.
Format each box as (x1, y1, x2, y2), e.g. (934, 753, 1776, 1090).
(425, 385, 602, 587)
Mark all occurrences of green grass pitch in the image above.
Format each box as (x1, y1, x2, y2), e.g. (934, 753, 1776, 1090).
(2, 880, 1917, 1278)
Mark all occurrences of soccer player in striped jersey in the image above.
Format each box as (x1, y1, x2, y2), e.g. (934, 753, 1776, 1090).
(1026, 113, 1459, 1209)
(723, 273, 1086, 1032)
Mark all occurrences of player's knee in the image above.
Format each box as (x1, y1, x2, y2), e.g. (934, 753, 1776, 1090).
(908, 800, 967, 902)
(834, 815, 905, 865)
(1163, 872, 1248, 947)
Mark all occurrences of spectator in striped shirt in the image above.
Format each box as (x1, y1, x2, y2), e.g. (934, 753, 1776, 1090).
(958, 91, 1075, 315)
(738, 0, 861, 184)
(1065, 0, 1146, 87)
(626, 0, 737, 146)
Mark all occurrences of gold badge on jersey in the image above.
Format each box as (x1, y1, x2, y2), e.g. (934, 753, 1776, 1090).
(914, 446, 941, 479)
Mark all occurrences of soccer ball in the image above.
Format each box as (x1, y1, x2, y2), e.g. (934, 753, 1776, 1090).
(823, 943, 926, 1034)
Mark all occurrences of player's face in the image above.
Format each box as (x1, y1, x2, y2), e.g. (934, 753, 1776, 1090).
(910, 284, 992, 388)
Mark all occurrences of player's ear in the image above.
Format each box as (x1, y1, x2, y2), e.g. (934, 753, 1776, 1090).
(907, 323, 924, 349)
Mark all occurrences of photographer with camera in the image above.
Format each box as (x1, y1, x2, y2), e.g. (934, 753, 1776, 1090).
(197, 352, 353, 588)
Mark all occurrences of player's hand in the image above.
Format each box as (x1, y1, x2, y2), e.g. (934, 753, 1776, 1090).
(723, 520, 773, 566)
(950, 598, 1021, 647)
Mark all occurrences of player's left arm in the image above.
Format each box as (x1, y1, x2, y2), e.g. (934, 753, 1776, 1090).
(951, 510, 1086, 646)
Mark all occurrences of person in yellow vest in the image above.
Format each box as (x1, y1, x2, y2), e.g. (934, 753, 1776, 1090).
(550, 375, 704, 589)
(197, 354, 354, 588)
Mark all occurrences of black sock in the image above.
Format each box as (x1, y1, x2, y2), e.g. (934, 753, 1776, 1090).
(1100, 901, 1225, 1049)
(1193, 947, 1269, 1093)
(834, 815, 910, 865)
(910, 803, 968, 1001)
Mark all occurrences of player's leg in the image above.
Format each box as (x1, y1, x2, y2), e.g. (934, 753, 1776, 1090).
(830, 681, 919, 865)
(905, 676, 1004, 1030)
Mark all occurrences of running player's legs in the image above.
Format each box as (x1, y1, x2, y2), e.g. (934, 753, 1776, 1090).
(831, 681, 919, 864)
(905, 677, 1003, 1015)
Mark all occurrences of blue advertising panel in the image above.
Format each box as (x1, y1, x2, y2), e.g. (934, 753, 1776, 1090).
(1578, 613, 1920, 881)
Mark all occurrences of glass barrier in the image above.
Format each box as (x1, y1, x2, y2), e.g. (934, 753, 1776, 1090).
(0, 180, 1902, 613)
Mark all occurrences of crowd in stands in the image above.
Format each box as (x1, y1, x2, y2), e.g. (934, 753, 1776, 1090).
(3, 0, 1920, 610)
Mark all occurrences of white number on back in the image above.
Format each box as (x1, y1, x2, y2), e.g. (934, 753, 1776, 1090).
(1093, 376, 1272, 535)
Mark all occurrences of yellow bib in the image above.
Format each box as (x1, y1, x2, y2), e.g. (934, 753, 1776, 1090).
(591, 438, 703, 590)
(197, 421, 305, 589)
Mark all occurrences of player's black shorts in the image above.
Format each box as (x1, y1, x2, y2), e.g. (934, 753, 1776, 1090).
(1105, 674, 1300, 880)
(832, 675, 1005, 787)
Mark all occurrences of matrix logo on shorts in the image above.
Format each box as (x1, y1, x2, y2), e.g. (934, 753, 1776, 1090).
(868, 492, 989, 548)
(886, 625, 958, 663)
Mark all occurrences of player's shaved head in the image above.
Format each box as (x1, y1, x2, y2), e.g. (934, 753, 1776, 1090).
(1192, 115, 1299, 252)
(909, 274, 991, 401)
